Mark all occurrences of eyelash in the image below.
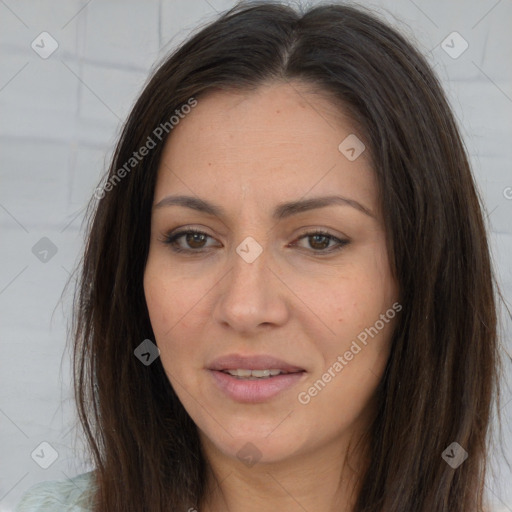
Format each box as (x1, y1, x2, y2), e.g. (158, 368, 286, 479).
(161, 228, 349, 255)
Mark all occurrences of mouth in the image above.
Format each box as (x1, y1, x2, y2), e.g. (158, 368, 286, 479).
(208, 353, 305, 373)
(220, 368, 303, 379)
(207, 354, 306, 402)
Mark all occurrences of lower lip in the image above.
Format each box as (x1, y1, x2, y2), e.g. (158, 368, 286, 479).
(209, 370, 306, 403)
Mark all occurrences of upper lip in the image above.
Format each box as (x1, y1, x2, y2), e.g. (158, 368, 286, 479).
(208, 354, 305, 373)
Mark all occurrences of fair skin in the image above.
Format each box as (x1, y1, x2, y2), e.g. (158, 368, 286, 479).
(143, 81, 400, 512)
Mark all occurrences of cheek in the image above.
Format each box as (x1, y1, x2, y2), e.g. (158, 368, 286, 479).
(143, 271, 171, 334)
(310, 256, 397, 388)
(313, 267, 393, 342)
(302, 312, 396, 433)
(144, 256, 195, 334)
(144, 262, 182, 366)
(143, 261, 208, 376)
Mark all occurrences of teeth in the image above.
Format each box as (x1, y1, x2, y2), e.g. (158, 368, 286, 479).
(225, 369, 283, 379)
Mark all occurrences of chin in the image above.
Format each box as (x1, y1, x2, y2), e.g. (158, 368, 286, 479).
(200, 421, 308, 466)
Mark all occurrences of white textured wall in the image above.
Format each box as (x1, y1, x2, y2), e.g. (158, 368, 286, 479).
(1, 0, 511, 510)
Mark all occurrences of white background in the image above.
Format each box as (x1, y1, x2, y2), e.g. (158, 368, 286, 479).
(1, 0, 511, 510)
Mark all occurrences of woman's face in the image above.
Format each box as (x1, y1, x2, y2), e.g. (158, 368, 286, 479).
(144, 81, 399, 466)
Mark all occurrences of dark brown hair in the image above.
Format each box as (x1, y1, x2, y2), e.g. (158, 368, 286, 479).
(69, 1, 507, 511)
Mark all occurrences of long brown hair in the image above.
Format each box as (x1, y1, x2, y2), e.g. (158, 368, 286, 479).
(69, 2, 507, 510)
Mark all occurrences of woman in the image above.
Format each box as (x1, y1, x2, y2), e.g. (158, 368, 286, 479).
(15, 1, 506, 511)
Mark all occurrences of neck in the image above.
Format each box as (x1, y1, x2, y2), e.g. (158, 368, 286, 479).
(198, 432, 369, 512)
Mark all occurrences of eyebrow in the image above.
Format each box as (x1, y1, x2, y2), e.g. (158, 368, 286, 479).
(154, 194, 375, 219)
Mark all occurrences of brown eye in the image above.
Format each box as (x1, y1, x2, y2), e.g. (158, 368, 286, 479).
(163, 229, 217, 253)
(308, 234, 331, 250)
(293, 230, 349, 254)
(184, 232, 208, 249)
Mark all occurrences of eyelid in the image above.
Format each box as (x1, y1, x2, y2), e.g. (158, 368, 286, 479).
(293, 226, 349, 243)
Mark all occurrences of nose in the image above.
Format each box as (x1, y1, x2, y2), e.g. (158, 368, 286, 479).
(212, 239, 290, 334)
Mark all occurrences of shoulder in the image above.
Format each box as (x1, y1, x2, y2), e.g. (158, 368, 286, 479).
(15, 471, 96, 512)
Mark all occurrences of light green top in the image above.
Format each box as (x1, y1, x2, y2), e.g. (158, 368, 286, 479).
(15, 471, 96, 512)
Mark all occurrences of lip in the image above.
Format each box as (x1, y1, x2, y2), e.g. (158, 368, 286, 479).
(208, 354, 305, 373)
(207, 353, 306, 403)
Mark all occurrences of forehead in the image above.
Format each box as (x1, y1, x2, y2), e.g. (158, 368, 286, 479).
(154, 81, 377, 217)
